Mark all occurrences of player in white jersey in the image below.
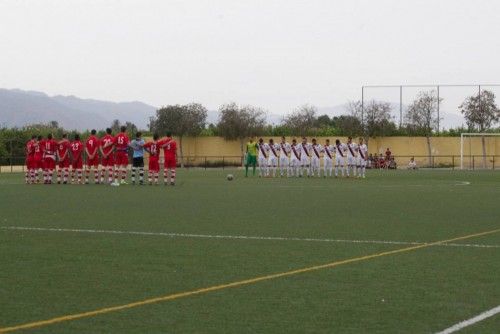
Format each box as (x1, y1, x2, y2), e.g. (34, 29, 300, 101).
(278, 136, 291, 177)
(267, 138, 280, 177)
(346, 136, 358, 177)
(257, 138, 269, 177)
(289, 138, 302, 177)
(310, 138, 322, 177)
(300, 137, 311, 177)
(322, 139, 335, 177)
(357, 137, 368, 178)
(334, 139, 347, 177)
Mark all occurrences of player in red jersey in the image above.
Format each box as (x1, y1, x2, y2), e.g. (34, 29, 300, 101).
(70, 134, 84, 184)
(56, 134, 71, 184)
(25, 135, 36, 184)
(100, 128, 115, 184)
(40, 133, 58, 184)
(85, 129, 100, 184)
(33, 135, 44, 183)
(143, 133, 161, 185)
(158, 132, 177, 185)
(112, 126, 130, 184)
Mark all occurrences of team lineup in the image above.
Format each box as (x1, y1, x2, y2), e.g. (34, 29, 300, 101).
(246, 136, 368, 178)
(24, 129, 368, 185)
(24, 126, 178, 186)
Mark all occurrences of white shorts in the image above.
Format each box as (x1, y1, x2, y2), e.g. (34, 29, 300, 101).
(358, 157, 367, 167)
(347, 156, 357, 165)
(311, 157, 320, 168)
(324, 158, 333, 169)
(290, 158, 301, 167)
(268, 156, 278, 166)
(335, 156, 345, 166)
(301, 157, 310, 167)
(258, 157, 267, 167)
(279, 157, 289, 167)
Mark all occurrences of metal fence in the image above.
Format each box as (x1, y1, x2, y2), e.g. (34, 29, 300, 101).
(1, 154, 500, 173)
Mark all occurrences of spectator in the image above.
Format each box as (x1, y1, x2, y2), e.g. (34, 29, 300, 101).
(408, 157, 417, 170)
(385, 148, 391, 161)
(367, 153, 373, 169)
(388, 156, 397, 169)
(379, 153, 385, 169)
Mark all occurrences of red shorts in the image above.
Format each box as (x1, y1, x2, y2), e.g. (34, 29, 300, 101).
(115, 152, 129, 166)
(102, 155, 115, 167)
(164, 157, 176, 169)
(149, 157, 160, 172)
(33, 158, 43, 169)
(43, 157, 56, 170)
(58, 159, 70, 169)
(26, 157, 34, 169)
(86, 156, 100, 168)
(72, 158, 83, 169)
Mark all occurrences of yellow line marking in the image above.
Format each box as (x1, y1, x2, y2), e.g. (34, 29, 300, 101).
(1, 228, 499, 333)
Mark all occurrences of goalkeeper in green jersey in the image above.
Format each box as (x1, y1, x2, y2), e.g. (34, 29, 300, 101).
(245, 138, 258, 177)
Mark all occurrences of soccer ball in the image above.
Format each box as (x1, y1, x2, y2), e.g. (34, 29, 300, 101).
(227, 174, 234, 181)
(110, 181, 120, 187)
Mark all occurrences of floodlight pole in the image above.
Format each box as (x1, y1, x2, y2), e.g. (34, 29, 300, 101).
(437, 85, 440, 134)
(361, 86, 364, 133)
(399, 86, 403, 128)
(478, 85, 482, 114)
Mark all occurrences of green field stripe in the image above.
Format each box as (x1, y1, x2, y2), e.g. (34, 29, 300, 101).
(1, 227, 499, 334)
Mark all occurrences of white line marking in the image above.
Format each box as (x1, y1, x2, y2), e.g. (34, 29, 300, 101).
(1, 226, 499, 249)
(435, 305, 500, 334)
(454, 181, 471, 186)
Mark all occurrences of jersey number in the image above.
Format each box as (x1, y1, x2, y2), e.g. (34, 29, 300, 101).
(118, 137, 124, 145)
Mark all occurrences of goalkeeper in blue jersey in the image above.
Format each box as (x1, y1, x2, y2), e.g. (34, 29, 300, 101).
(129, 132, 145, 185)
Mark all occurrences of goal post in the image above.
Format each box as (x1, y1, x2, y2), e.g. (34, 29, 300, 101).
(460, 133, 500, 170)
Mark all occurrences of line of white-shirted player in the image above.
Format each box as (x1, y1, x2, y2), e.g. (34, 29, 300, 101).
(256, 136, 368, 178)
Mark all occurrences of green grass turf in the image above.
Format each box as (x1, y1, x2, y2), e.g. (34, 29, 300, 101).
(0, 169, 499, 333)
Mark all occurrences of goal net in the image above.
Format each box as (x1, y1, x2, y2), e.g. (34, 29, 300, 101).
(460, 133, 500, 170)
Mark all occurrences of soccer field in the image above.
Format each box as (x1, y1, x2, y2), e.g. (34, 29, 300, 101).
(0, 169, 499, 333)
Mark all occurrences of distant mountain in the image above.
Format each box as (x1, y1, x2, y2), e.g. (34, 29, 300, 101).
(0, 89, 157, 130)
(0, 89, 465, 130)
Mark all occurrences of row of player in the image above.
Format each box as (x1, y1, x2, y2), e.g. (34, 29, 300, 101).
(246, 136, 368, 178)
(25, 127, 178, 185)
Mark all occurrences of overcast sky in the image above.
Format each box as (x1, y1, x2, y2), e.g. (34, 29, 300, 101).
(1, 0, 500, 124)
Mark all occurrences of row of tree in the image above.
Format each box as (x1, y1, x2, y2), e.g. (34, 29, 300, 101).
(146, 90, 500, 162)
(1, 90, 499, 166)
